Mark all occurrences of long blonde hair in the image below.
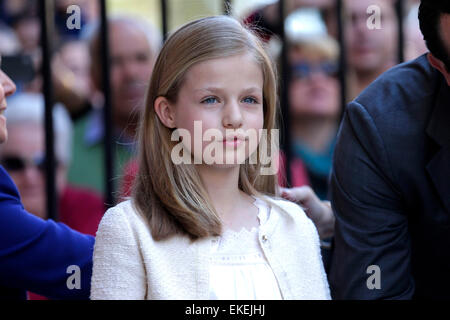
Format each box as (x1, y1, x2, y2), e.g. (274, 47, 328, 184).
(133, 15, 279, 241)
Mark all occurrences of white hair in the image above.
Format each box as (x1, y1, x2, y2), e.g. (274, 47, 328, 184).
(84, 14, 162, 60)
(5, 93, 73, 166)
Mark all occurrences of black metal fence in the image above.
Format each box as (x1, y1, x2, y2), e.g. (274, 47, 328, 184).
(35, 0, 406, 220)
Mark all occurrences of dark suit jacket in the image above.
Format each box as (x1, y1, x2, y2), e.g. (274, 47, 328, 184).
(0, 165, 95, 299)
(329, 54, 450, 299)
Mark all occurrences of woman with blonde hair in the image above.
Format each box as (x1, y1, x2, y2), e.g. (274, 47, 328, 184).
(91, 15, 330, 300)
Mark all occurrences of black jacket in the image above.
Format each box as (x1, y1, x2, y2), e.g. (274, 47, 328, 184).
(329, 54, 450, 299)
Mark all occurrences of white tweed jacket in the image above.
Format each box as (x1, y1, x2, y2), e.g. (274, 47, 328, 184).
(90, 196, 331, 300)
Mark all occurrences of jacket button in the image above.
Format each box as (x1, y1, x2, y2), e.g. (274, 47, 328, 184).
(262, 235, 268, 242)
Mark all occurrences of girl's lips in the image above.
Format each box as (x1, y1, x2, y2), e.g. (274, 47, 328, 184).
(223, 137, 245, 147)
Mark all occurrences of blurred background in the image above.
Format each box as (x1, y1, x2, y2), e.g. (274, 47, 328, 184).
(109, 0, 275, 28)
(0, 0, 427, 300)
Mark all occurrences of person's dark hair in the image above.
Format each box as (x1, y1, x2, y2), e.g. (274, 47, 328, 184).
(419, 0, 450, 70)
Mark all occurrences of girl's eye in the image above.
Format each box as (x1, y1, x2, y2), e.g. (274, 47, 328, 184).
(242, 96, 258, 104)
(201, 97, 218, 104)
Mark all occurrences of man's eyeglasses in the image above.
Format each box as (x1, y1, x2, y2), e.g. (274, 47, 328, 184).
(291, 61, 338, 80)
(0, 154, 48, 173)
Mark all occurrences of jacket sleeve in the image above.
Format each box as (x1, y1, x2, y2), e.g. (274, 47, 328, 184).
(329, 101, 415, 299)
(0, 166, 95, 299)
(90, 205, 147, 300)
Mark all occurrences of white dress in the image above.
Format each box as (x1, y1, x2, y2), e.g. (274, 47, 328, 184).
(209, 197, 283, 300)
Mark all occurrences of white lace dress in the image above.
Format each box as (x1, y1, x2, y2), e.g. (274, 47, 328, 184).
(208, 197, 283, 300)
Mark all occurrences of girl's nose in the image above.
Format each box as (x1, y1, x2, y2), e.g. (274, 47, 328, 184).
(222, 100, 243, 129)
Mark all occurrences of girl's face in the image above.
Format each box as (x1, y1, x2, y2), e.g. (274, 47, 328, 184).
(169, 52, 265, 168)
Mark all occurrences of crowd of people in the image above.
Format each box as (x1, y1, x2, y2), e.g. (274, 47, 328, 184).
(0, 0, 449, 300)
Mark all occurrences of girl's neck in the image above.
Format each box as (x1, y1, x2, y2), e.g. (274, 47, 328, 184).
(196, 164, 258, 231)
(196, 165, 242, 215)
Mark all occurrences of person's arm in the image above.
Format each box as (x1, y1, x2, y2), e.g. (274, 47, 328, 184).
(0, 166, 95, 300)
(90, 205, 146, 300)
(329, 101, 415, 299)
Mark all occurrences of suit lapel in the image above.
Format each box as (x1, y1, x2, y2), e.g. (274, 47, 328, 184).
(426, 79, 450, 213)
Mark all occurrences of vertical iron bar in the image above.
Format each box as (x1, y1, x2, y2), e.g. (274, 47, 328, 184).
(161, 0, 168, 41)
(223, 0, 232, 15)
(100, 0, 115, 209)
(396, 0, 405, 63)
(279, 0, 292, 187)
(39, 0, 58, 221)
(336, 0, 347, 117)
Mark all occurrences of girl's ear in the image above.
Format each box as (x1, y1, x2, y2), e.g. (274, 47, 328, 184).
(154, 96, 176, 128)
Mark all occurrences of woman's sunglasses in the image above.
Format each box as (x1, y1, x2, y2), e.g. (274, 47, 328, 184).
(291, 61, 338, 80)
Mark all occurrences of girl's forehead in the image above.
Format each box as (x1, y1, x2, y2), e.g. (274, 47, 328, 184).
(183, 53, 264, 85)
(190, 52, 261, 72)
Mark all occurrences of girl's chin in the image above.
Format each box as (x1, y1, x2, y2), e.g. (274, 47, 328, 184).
(197, 162, 242, 168)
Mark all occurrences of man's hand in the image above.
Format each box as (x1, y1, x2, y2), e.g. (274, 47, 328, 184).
(281, 186, 335, 239)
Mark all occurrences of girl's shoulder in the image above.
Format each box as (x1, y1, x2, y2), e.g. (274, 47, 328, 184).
(259, 195, 322, 252)
(100, 199, 138, 222)
(96, 199, 149, 238)
(257, 194, 314, 229)
(258, 194, 306, 216)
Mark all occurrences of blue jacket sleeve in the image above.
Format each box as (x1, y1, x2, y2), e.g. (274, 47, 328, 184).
(0, 166, 95, 299)
(328, 101, 415, 299)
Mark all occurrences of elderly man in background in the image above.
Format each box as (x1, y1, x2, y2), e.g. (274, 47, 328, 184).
(68, 16, 161, 197)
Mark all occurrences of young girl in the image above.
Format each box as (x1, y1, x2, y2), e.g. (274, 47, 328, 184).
(90, 15, 330, 300)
